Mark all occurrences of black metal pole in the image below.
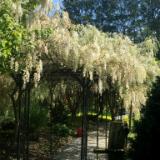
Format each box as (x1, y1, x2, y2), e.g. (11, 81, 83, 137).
(129, 100, 133, 130)
(81, 80, 88, 160)
(96, 95, 99, 160)
(17, 89, 22, 160)
(49, 106, 53, 159)
(23, 88, 27, 160)
(26, 86, 30, 160)
(105, 99, 108, 150)
(49, 88, 53, 160)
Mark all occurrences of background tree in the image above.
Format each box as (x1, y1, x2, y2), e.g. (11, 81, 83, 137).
(63, 0, 160, 42)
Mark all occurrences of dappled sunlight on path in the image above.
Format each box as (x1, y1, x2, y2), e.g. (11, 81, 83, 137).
(54, 129, 108, 160)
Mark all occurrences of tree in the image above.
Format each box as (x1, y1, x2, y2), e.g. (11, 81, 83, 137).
(0, 0, 24, 73)
(142, 0, 160, 40)
(63, 0, 160, 42)
(63, 0, 126, 32)
(0, 0, 52, 123)
(132, 77, 160, 160)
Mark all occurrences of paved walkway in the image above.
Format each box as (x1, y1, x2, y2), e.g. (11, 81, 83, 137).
(54, 128, 108, 160)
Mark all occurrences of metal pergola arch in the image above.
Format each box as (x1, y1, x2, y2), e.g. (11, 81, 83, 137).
(16, 65, 110, 160)
(14, 66, 91, 160)
(43, 67, 92, 160)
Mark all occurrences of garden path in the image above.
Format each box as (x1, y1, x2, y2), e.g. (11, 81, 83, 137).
(53, 126, 108, 160)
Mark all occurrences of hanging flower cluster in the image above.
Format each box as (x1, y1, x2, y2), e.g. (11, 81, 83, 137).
(8, 29, 43, 88)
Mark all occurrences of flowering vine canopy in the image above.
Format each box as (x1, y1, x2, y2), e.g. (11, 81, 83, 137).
(28, 12, 159, 111)
(3, 0, 159, 111)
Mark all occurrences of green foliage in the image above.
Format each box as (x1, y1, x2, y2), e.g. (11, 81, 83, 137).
(51, 101, 70, 124)
(131, 77, 160, 160)
(0, 117, 15, 130)
(35, 27, 53, 40)
(63, 0, 119, 32)
(53, 123, 71, 137)
(0, 0, 52, 87)
(0, 75, 13, 113)
(0, 1, 25, 72)
(0, 14, 23, 55)
(63, 0, 160, 41)
(21, 0, 43, 12)
(29, 105, 48, 132)
(0, 114, 15, 159)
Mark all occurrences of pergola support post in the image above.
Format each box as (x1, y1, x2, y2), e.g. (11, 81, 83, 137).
(17, 87, 22, 160)
(25, 86, 30, 160)
(81, 79, 89, 160)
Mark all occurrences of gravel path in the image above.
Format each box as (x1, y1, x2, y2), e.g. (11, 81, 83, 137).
(54, 127, 109, 160)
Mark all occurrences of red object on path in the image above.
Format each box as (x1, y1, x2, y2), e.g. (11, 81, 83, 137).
(76, 127, 83, 137)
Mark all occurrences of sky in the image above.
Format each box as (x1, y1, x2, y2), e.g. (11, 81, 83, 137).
(54, 0, 60, 3)
(48, 0, 63, 16)
(53, 0, 63, 7)
(53, 0, 63, 10)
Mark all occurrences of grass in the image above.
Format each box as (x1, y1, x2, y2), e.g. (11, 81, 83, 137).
(73, 112, 130, 122)
(68, 112, 112, 121)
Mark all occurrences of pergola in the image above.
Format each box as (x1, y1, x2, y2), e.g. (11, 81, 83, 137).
(12, 13, 158, 160)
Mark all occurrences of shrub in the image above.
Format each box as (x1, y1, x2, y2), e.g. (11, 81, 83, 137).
(29, 105, 48, 132)
(51, 101, 70, 124)
(132, 77, 160, 160)
(53, 123, 71, 137)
